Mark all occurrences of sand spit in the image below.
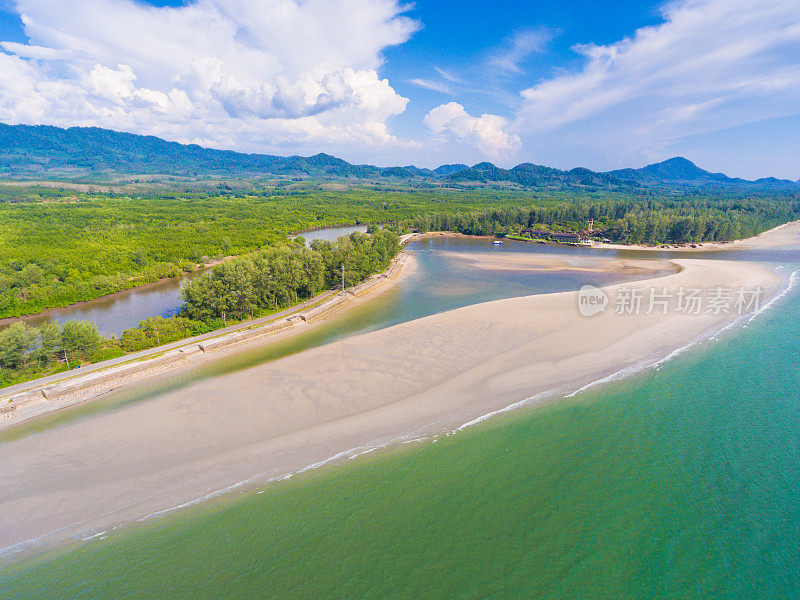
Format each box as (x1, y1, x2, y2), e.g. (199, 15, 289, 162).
(0, 257, 781, 558)
(441, 251, 677, 276)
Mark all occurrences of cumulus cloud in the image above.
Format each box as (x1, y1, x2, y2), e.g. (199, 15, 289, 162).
(515, 0, 800, 165)
(0, 0, 418, 152)
(424, 102, 520, 159)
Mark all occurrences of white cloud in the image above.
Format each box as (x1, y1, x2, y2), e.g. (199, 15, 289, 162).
(487, 28, 552, 74)
(0, 0, 419, 152)
(424, 102, 520, 159)
(515, 0, 800, 166)
(408, 78, 451, 94)
(434, 66, 462, 83)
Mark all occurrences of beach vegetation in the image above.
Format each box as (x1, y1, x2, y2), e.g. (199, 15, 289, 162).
(182, 229, 400, 321)
(0, 320, 107, 387)
(403, 197, 800, 246)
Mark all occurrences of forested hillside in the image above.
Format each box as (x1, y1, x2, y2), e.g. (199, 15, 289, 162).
(2, 123, 796, 191)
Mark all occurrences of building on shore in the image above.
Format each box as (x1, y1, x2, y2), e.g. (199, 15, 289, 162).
(520, 229, 589, 245)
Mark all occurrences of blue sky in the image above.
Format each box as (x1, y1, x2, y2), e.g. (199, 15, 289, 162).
(0, 0, 798, 178)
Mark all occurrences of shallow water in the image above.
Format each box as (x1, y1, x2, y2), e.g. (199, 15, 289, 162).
(7, 222, 795, 338)
(0, 236, 668, 443)
(3, 229, 799, 595)
(3, 255, 800, 598)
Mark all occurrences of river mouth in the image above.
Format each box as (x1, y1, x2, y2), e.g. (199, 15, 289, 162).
(1, 226, 797, 572)
(0, 236, 674, 443)
(3, 224, 788, 338)
(0, 247, 789, 568)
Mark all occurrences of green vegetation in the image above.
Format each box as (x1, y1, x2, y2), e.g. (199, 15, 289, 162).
(404, 196, 800, 245)
(182, 229, 400, 322)
(119, 316, 212, 353)
(0, 187, 537, 318)
(0, 229, 402, 388)
(1, 185, 799, 319)
(0, 320, 105, 387)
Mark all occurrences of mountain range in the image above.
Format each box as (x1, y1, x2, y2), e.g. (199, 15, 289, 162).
(1, 123, 797, 192)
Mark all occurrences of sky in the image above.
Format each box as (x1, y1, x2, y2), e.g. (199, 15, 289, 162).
(0, 0, 799, 179)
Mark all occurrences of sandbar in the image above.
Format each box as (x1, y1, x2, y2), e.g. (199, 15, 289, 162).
(0, 255, 781, 560)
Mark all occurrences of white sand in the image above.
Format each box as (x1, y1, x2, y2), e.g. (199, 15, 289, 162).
(0, 256, 781, 559)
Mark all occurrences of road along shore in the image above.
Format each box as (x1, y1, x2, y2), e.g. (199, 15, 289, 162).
(0, 251, 412, 430)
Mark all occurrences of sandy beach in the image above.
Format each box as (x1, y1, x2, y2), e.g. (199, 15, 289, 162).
(0, 253, 782, 560)
(0, 250, 413, 430)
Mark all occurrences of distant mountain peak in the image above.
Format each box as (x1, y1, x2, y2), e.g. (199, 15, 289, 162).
(0, 123, 796, 191)
(607, 155, 797, 189)
(433, 164, 468, 176)
(639, 156, 715, 180)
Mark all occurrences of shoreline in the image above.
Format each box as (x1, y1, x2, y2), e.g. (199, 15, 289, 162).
(4, 219, 796, 326)
(0, 251, 412, 430)
(404, 220, 800, 253)
(0, 254, 783, 562)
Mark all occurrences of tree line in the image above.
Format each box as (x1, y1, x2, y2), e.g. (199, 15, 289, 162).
(181, 228, 400, 322)
(402, 196, 800, 245)
(0, 320, 110, 387)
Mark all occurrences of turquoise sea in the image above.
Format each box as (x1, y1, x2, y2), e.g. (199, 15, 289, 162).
(1, 238, 799, 598)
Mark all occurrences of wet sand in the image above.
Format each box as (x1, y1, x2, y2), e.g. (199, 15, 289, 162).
(0, 256, 781, 560)
(441, 252, 677, 275)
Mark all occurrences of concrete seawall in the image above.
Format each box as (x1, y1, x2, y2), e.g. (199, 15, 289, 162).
(0, 251, 409, 429)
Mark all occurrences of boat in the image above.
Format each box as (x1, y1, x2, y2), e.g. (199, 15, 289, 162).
(492, 240, 504, 245)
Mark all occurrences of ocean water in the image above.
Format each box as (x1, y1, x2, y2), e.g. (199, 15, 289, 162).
(2, 262, 800, 597)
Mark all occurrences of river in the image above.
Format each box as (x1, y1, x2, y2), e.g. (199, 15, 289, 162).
(10, 219, 794, 338)
(0, 234, 671, 443)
